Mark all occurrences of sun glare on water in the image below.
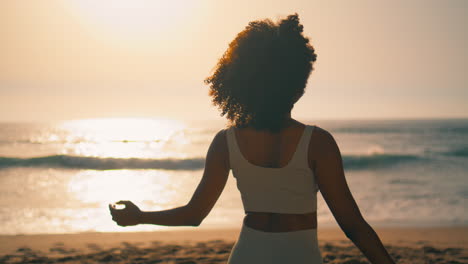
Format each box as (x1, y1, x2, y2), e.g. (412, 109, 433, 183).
(60, 117, 187, 158)
(57, 118, 194, 232)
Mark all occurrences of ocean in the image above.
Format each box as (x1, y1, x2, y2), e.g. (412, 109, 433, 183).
(0, 118, 467, 235)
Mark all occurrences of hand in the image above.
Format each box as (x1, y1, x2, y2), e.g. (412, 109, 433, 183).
(109, 200, 142, 226)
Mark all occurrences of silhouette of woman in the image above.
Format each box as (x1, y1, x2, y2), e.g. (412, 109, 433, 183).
(109, 13, 395, 264)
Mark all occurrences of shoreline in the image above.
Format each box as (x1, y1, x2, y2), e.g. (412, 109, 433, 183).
(1, 227, 467, 263)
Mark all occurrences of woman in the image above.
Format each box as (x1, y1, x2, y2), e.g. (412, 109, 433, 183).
(109, 14, 395, 264)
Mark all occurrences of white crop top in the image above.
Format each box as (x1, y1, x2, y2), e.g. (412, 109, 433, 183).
(226, 125, 319, 214)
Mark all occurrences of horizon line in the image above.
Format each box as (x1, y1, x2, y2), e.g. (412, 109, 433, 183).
(0, 116, 467, 124)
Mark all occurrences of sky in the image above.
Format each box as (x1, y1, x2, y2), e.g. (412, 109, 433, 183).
(1, 0, 467, 122)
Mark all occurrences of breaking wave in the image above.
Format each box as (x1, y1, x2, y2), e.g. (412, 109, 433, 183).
(0, 153, 424, 171)
(0, 155, 205, 171)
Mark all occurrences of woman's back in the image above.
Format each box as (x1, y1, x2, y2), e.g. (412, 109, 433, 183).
(231, 121, 308, 169)
(226, 121, 323, 263)
(227, 121, 319, 215)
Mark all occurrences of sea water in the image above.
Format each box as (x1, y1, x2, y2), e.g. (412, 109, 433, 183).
(0, 118, 466, 235)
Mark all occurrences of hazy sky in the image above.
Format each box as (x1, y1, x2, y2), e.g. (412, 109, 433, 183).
(1, 0, 467, 122)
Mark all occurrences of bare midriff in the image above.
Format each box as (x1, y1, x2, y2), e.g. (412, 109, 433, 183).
(244, 211, 317, 232)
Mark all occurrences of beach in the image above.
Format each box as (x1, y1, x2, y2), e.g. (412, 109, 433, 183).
(1, 227, 467, 263)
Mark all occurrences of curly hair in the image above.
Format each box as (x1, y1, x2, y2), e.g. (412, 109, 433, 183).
(204, 13, 317, 133)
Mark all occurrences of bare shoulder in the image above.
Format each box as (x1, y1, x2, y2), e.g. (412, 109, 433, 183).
(311, 125, 333, 140)
(308, 125, 341, 168)
(206, 128, 230, 169)
(210, 128, 229, 150)
(214, 128, 229, 143)
(310, 125, 337, 149)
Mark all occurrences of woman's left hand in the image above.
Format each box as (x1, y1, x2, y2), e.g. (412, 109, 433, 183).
(109, 200, 142, 226)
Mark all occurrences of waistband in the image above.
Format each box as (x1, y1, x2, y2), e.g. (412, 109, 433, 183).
(241, 223, 318, 237)
(244, 211, 317, 232)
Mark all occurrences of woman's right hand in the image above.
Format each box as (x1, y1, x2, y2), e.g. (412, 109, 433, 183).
(109, 200, 142, 227)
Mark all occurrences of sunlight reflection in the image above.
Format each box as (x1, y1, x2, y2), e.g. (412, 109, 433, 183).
(65, 169, 195, 232)
(59, 118, 188, 158)
(68, 169, 175, 208)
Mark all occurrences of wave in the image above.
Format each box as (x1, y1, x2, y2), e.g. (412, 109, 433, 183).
(0, 153, 423, 171)
(342, 154, 422, 170)
(328, 119, 468, 134)
(443, 147, 468, 157)
(388, 178, 424, 185)
(0, 155, 205, 171)
(333, 127, 468, 134)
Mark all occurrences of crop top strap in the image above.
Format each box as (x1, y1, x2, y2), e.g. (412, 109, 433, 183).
(289, 125, 316, 168)
(226, 127, 242, 168)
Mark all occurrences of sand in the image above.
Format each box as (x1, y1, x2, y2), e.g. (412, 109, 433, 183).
(0, 227, 467, 263)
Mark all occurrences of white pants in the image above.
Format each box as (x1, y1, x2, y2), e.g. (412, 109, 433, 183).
(228, 224, 323, 264)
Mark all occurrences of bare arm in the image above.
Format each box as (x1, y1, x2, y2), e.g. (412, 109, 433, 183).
(311, 127, 395, 264)
(110, 129, 230, 227)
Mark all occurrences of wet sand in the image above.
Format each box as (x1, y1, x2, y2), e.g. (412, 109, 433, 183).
(1, 227, 467, 263)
